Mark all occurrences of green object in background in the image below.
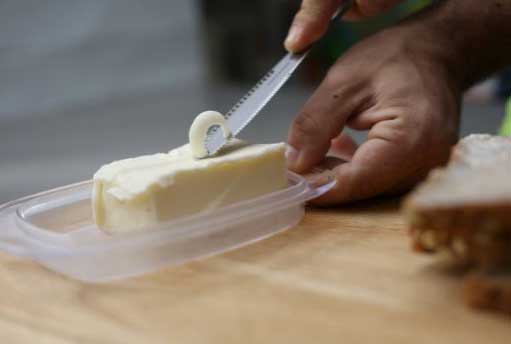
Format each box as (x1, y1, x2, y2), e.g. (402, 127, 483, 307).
(320, 0, 432, 65)
(501, 97, 511, 136)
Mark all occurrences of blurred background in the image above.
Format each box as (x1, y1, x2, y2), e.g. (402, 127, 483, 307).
(0, 0, 508, 203)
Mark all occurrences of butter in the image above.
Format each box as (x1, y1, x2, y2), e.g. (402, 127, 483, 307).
(93, 140, 287, 233)
(188, 111, 231, 159)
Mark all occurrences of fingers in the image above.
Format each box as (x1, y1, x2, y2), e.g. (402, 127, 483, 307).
(284, 0, 405, 52)
(285, 0, 342, 53)
(286, 68, 369, 173)
(302, 132, 357, 188)
(311, 134, 415, 205)
(309, 106, 440, 205)
(328, 132, 358, 161)
(286, 85, 356, 173)
(344, 0, 405, 21)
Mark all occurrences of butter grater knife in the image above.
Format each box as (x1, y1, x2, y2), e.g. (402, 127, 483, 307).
(204, 0, 354, 157)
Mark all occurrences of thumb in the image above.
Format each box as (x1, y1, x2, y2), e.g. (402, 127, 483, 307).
(345, 0, 405, 21)
(310, 135, 420, 205)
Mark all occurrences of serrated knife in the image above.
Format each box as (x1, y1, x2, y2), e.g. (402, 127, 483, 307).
(204, 0, 354, 157)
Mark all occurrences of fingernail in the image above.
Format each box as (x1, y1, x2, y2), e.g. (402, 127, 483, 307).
(284, 26, 300, 51)
(307, 170, 335, 188)
(285, 145, 299, 167)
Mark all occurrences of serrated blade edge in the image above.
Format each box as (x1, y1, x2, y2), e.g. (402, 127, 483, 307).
(205, 52, 307, 156)
(204, 0, 354, 157)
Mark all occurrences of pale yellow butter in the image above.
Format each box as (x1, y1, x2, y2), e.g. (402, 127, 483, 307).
(92, 140, 287, 233)
(188, 110, 231, 158)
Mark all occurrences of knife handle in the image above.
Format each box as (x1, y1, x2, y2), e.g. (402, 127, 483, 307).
(332, 0, 355, 21)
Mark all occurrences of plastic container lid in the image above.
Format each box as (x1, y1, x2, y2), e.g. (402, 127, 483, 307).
(0, 172, 335, 282)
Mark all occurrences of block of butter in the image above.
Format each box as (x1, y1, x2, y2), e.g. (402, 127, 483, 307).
(92, 140, 287, 233)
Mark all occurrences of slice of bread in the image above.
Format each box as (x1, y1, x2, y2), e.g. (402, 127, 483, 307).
(464, 270, 511, 314)
(450, 134, 511, 167)
(403, 134, 511, 313)
(405, 166, 511, 268)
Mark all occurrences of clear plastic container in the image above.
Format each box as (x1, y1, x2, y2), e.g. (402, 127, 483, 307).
(0, 172, 335, 283)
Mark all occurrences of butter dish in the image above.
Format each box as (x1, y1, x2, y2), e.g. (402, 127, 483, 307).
(0, 172, 335, 283)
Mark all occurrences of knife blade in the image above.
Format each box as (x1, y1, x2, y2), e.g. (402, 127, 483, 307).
(204, 0, 354, 157)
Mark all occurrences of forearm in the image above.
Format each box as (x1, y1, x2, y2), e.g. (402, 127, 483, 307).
(400, 0, 511, 91)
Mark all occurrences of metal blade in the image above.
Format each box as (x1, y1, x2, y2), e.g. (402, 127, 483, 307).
(204, 0, 354, 157)
(205, 51, 307, 156)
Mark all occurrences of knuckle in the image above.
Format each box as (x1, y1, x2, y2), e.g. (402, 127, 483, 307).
(322, 70, 341, 90)
(322, 62, 359, 93)
(292, 111, 323, 141)
(321, 72, 360, 107)
(356, 0, 392, 17)
(322, 72, 349, 96)
(295, 7, 316, 24)
(330, 167, 363, 203)
(389, 118, 422, 155)
(296, 0, 336, 23)
(386, 110, 450, 168)
(300, 0, 325, 16)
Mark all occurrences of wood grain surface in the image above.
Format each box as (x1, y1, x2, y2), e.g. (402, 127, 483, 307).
(0, 198, 509, 343)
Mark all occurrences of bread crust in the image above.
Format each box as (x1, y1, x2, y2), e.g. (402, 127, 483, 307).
(403, 134, 511, 313)
(464, 271, 511, 314)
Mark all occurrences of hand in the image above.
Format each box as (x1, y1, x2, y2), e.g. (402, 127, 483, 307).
(286, 25, 461, 205)
(285, 0, 405, 53)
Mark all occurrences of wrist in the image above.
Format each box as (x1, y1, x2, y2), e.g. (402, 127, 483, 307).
(379, 18, 463, 102)
(392, 4, 466, 94)
(399, 0, 511, 92)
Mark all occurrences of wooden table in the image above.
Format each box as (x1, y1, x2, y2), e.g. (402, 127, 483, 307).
(0, 198, 509, 343)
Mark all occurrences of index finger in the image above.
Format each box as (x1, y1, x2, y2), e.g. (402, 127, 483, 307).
(285, 0, 342, 53)
(344, 0, 406, 21)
